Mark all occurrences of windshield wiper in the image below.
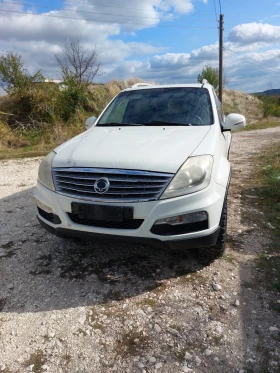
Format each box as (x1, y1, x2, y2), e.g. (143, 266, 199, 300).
(97, 122, 144, 127)
(143, 121, 192, 126)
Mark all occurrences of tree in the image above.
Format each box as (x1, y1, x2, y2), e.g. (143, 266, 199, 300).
(54, 37, 102, 86)
(197, 65, 227, 89)
(0, 52, 43, 95)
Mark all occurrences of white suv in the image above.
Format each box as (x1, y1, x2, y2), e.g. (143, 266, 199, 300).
(34, 81, 245, 255)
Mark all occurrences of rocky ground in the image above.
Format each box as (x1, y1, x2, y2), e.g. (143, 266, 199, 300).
(0, 127, 280, 373)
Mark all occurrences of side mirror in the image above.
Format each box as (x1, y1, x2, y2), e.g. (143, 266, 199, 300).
(85, 116, 97, 130)
(223, 113, 246, 132)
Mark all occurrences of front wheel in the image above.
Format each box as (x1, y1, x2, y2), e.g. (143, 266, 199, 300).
(207, 201, 227, 258)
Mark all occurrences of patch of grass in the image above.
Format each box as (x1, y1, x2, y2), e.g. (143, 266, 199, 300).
(76, 328, 87, 337)
(269, 301, 280, 313)
(211, 335, 223, 345)
(240, 120, 280, 131)
(0, 150, 48, 160)
(23, 350, 46, 373)
(115, 328, 149, 357)
(252, 142, 280, 291)
(222, 253, 235, 263)
(170, 323, 184, 333)
(137, 297, 158, 309)
(177, 273, 206, 286)
(62, 354, 71, 364)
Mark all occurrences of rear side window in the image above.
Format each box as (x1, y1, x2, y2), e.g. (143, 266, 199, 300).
(98, 88, 214, 126)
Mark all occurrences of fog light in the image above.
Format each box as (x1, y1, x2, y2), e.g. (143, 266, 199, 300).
(35, 198, 53, 214)
(154, 211, 208, 226)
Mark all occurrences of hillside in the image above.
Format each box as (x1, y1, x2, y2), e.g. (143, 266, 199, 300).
(0, 82, 275, 155)
(254, 88, 280, 96)
(223, 89, 263, 124)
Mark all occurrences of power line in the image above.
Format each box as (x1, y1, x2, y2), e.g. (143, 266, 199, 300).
(218, 0, 222, 14)
(33, 0, 216, 16)
(1, 1, 216, 23)
(0, 9, 218, 28)
(213, 0, 218, 26)
(224, 47, 280, 73)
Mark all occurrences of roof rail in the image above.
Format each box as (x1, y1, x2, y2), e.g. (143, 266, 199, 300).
(131, 83, 154, 88)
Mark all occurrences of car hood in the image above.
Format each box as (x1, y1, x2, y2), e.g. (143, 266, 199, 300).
(53, 125, 211, 173)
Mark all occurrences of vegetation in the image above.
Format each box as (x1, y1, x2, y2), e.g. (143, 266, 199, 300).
(0, 77, 142, 153)
(0, 48, 279, 156)
(0, 51, 43, 95)
(54, 37, 102, 86)
(257, 142, 280, 292)
(197, 64, 227, 89)
(256, 94, 280, 117)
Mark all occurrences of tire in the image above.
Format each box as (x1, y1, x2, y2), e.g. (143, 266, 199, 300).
(207, 200, 227, 258)
(194, 200, 227, 263)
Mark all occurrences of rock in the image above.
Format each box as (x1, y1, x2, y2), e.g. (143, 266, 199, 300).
(28, 364, 34, 372)
(7, 283, 14, 290)
(182, 366, 193, 372)
(205, 349, 213, 356)
(269, 326, 279, 332)
(195, 356, 201, 366)
(155, 362, 163, 369)
(184, 351, 192, 360)
(147, 307, 153, 313)
(267, 222, 275, 229)
(234, 300, 240, 307)
(42, 365, 48, 370)
(0, 248, 6, 257)
(212, 283, 222, 291)
(48, 330, 56, 338)
(78, 315, 87, 325)
(154, 324, 161, 333)
(148, 356, 157, 363)
(138, 363, 145, 368)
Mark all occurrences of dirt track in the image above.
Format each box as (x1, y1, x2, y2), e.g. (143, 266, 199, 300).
(1, 127, 280, 373)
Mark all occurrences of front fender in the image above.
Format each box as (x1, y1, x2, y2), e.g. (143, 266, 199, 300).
(214, 157, 231, 189)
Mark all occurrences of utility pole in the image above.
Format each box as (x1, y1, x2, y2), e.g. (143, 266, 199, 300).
(219, 14, 224, 103)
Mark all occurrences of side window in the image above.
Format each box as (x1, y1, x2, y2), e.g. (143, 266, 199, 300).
(212, 89, 225, 125)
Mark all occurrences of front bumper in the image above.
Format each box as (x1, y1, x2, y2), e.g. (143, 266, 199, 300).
(34, 179, 227, 250)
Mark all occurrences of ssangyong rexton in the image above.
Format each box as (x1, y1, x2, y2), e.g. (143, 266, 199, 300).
(34, 81, 245, 255)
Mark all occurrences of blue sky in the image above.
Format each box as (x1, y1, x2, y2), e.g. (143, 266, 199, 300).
(0, 0, 280, 92)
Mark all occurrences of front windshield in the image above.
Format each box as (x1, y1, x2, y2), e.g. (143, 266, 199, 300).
(97, 87, 214, 126)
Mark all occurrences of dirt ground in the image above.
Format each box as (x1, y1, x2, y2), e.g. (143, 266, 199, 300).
(1, 127, 280, 373)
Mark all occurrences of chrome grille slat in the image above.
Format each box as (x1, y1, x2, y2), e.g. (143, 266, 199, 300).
(55, 175, 170, 183)
(58, 185, 161, 195)
(53, 168, 174, 202)
(57, 181, 163, 190)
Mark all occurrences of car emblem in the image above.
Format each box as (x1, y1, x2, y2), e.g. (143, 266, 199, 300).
(94, 178, 110, 194)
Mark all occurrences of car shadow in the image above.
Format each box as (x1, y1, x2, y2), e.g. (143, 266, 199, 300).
(0, 187, 215, 314)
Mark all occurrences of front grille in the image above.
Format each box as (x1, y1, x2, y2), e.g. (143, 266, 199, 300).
(68, 213, 144, 229)
(53, 168, 174, 202)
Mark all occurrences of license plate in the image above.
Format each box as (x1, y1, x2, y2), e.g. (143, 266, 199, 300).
(71, 203, 133, 223)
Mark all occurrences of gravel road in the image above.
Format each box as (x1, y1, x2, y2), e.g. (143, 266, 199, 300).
(1, 127, 280, 373)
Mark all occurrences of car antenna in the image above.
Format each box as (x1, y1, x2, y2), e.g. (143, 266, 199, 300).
(201, 79, 208, 88)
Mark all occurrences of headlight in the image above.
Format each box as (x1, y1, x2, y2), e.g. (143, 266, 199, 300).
(38, 151, 56, 191)
(160, 155, 213, 199)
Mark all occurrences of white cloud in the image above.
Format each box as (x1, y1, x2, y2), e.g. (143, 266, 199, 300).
(0, 0, 279, 95)
(228, 23, 280, 45)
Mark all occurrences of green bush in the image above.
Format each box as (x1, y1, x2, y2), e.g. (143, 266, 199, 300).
(257, 95, 280, 117)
